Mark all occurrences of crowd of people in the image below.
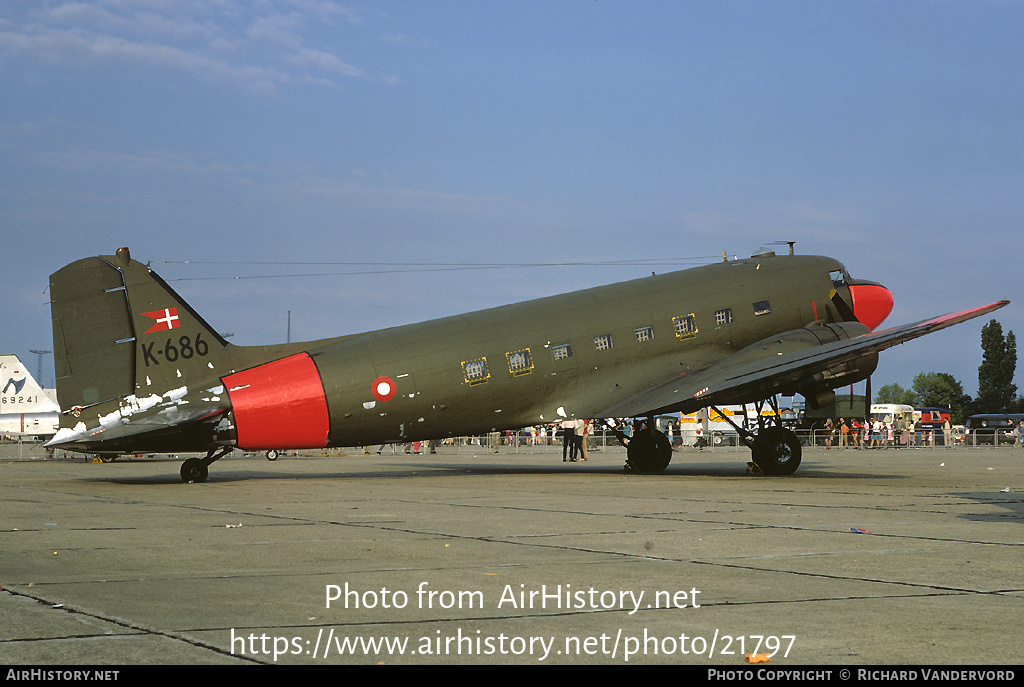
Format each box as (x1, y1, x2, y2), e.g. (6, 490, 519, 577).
(818, 417, 961, 448)
(361, 415, 1024, 456)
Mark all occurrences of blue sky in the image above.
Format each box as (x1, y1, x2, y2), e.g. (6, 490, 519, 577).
(1, 1, 1020, 402)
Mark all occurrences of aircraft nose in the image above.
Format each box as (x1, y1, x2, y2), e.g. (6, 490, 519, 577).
(849, 281, 894, 331)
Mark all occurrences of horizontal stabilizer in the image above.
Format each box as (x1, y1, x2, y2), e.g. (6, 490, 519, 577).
(46, 385, 229, 452)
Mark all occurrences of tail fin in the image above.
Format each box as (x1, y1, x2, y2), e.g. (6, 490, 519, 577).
(0, 354, 60, 414)
(50, 247, 232, 413)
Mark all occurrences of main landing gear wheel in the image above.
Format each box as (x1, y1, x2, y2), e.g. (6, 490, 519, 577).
(625, 429, 673, 474)
(266, 450, 279, 461)
(750, 427, 802, 475)
(180, 458, 209, 483)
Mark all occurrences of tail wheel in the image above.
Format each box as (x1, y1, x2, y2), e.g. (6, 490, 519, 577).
(626, 430, 673, 473)
(180, 458, 209, 483)
(751, 427, 802, 475)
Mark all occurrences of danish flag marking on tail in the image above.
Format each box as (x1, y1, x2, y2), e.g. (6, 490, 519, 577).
(141, 308, 181, 334)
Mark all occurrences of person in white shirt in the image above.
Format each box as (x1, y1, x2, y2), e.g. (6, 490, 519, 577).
(561, 418, 576, 462)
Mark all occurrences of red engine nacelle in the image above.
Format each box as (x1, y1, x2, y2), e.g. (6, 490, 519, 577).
(223, 353, 331, 450)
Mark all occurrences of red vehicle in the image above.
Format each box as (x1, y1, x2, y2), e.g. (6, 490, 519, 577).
(916, 407, 951, 429)
(915, 406, 952, 446)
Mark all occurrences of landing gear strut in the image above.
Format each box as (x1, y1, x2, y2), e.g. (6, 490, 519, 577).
(180, 447, 233, 483)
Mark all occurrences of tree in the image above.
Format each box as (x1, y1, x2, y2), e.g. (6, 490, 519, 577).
(976, 320, 1017, 413)
(911, 372, 972, 424)
(874, 383, 919, 406)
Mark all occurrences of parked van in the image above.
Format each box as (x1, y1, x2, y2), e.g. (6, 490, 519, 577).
(965, 414, 1024, 445)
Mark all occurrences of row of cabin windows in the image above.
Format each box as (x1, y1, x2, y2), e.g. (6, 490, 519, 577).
(460, 302, 769, 385)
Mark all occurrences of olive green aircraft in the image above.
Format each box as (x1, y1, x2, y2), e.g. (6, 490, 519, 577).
(46, 247, 1007, 482)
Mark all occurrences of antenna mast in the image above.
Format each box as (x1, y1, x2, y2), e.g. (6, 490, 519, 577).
(29, 349, 51, 388)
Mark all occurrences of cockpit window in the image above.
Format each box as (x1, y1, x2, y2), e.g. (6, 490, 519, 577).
(829, 270, 849, 288)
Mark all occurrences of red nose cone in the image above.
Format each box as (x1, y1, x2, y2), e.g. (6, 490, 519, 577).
(850, 283, 894, 331)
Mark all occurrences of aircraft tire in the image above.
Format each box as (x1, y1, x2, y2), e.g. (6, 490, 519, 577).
(626, 429, 673, 473)
(180, 458, 209, 483)
(751, 427, 802, 475)
(266, 450, 279, 461)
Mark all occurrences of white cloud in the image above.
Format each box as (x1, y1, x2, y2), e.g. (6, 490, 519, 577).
(288, 46, 361, 76)
(0, 1, 366, 92)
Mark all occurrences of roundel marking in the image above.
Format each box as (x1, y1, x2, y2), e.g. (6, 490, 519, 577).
(372, 376, 397, 402)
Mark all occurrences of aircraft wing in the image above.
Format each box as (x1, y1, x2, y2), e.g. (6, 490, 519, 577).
(597, 300, 1010, 419)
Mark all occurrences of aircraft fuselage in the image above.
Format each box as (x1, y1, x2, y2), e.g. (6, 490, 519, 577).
(301, 255, 838, 447)
(49, 252, 864, 454)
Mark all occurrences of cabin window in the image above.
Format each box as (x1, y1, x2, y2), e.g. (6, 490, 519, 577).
(715, 308, 733, 325)
(635, 325, 654, 342)
(753, 300, 771, 316)
(594, 334, 613, 351)
(673, 314, 697, 340)
(552, 343, 573, 360)
(507, 349, 533, 376)
(463, 357, 489, 385)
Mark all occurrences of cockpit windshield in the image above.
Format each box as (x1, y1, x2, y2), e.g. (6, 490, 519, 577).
(829, 269, 849, 288)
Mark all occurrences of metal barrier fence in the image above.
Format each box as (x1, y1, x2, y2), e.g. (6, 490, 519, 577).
(373, 428, 1024, 453)
(3, 427, 1020, 461)
(799, 428, 1021, 449)
(0, 438, 55, 459)
(372, 428, 626, 454)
